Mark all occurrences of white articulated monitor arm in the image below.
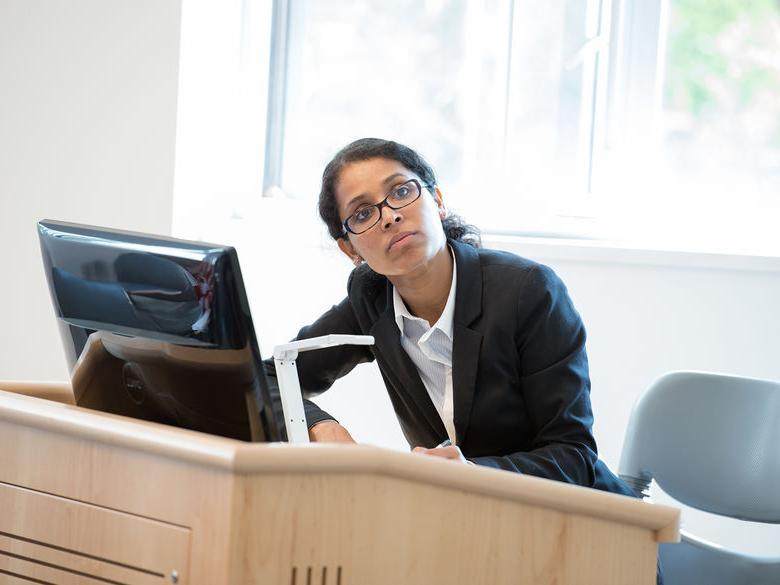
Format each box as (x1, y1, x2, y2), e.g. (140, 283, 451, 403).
(272, 334, 375, 444)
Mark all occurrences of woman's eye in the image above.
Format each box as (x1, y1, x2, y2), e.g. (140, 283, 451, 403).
(353, 207, 375, 223)
(392, 185, 410, 199)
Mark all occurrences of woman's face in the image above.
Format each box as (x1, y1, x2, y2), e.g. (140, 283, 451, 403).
(334, 157, 447, 278)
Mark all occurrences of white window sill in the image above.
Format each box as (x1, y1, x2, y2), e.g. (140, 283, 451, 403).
(483, 233, 780, 274)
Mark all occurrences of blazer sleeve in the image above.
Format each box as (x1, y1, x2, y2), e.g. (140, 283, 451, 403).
(263, 294, 375, 433)
(469, 264, 599, 487)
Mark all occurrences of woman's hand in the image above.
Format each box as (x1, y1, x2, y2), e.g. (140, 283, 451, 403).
(413, 445, 470, 464)
(308, 420, 356, 443)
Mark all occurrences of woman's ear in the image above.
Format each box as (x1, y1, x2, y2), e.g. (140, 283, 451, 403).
(337, 238, 363, 267)
(434, 186, 447, 219)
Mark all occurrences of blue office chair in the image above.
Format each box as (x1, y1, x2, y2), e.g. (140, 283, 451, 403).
(619, 371, 780, 585)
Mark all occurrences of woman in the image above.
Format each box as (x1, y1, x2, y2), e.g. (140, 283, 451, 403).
(268, 137, 635, 497)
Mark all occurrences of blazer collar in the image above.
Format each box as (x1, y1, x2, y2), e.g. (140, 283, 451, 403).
(449, 239, 482, 326)
(366, 239, 484, 447)
(448, 239, 483, 445)
(370, 302, 448, 443)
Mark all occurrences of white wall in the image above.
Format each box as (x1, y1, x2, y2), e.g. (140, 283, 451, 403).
(0, 0, 182, 380)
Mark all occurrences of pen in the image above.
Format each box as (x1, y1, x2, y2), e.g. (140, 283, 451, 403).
(435, 439, 452, 448)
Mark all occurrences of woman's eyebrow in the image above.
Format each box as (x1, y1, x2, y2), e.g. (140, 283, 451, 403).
(381, 172, 407, 186)
(344, 193, 370, 214)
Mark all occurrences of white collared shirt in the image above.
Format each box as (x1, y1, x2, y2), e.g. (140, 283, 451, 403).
(392, 247, 457, 444)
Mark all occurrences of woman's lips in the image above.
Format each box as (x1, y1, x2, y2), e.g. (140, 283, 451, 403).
(388, 231, 416, 251)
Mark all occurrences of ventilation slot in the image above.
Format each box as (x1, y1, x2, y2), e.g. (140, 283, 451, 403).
(290, 565, 343, 585)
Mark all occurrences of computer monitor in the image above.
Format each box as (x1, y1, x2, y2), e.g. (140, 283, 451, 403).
(37, 219, 282, 442)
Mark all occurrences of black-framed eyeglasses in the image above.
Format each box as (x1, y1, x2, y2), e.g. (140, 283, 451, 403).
(342, 179, 428, 235)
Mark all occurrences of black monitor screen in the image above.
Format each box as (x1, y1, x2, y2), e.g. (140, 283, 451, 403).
(38, 219, 282, 442)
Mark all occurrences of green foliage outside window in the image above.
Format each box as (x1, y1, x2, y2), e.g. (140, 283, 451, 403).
(664, 0, 780, 152)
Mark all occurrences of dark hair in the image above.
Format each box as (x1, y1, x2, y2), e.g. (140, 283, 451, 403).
(318, 138, 481, 248)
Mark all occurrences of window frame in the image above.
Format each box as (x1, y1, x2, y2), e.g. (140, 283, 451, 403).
(260, 0, 663, 237)
(601, 0, 666, 158)
(262, 0, 292, 197)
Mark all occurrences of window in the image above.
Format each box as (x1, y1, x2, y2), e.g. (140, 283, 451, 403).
(176, 1, 779, 254)
(264, 0, 608, 236)
(598, 0, 780, 252)
(656, 1, 780, 228)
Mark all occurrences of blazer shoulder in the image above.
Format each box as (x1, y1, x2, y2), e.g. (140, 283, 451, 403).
(476, 247, 567, 296)
(347, 263, 387, 296)
(478, 247, 538, 270)
(478, 247, 550, 277)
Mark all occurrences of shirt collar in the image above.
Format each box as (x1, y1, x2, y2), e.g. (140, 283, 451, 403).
(393, 246, 457, 340)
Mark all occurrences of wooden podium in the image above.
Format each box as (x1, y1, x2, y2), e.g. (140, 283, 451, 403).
(0, 383, 679, 585)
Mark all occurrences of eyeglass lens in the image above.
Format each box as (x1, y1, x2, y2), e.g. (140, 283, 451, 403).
(346, 180, 421, 234)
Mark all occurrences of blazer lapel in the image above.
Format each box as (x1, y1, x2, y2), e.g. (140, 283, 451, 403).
(370, 288, 447, 442)
(450, 240, 484, 445)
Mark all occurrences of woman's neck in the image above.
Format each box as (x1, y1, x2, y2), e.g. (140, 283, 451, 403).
(389, 245, 453, 326)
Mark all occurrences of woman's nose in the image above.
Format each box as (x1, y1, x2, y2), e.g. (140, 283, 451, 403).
(381, 207, 402, 230)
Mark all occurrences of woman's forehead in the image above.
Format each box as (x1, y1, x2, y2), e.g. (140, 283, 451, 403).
(338, 158, 410, 187)
(335, 158, 413, 207)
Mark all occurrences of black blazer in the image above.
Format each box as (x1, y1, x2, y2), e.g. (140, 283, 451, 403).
(265, 238, 635, 497)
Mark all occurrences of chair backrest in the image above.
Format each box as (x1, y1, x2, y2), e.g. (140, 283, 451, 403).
(619, 371, 780, 522)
